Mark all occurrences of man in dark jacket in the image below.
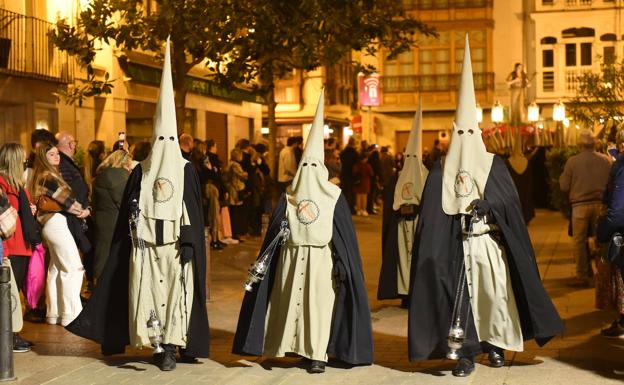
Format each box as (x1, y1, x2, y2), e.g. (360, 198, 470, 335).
(340, 137, 358, 214)
(56, 131, 93, 281)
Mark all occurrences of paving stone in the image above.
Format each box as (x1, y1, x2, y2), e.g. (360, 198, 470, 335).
(8, 209, 624, 384)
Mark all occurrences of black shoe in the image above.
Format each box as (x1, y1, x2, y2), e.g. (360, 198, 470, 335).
(488, 349, 505, 368)
(452, 357, 475, 377)
(601, 320, 624, 338)
(178, 348, 200, 364)
(217, 240, 228, 248)
(24, 309, 45, 323)
(157, 345, 177, 371)
(400, 297, 409, 309)
(13, 333, 30, 353)
(210, 242, 223, 250)
(309, 360, 326, 373)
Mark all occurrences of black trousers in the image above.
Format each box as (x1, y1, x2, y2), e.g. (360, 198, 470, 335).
(8, 255, 29, 294)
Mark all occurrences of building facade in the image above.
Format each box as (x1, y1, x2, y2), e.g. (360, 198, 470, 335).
(268, 56, 355, 146)
(531, 0, 624, 118)
(363, 0, 531, 153)
(0, 0, 263, 163)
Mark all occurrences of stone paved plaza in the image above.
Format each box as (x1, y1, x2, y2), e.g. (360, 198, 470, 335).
(9, 209, 624, 384)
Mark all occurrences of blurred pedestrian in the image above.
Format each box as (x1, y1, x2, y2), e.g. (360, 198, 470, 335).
(91, 150, 132, 279)
(560, 129, 611, 287)
(31, 142, 89, 326)
(0, 142, 36, 352)
(366, 144, 381, 214)
(84, 140, 106, 190)
(179, 133, 194, 160)
(340, 137, 358, 214)
(223, 148, 248, 240)
(352, 152, 373, 216)
(277, 137, 297, 193)
(596, 129, 624, 338)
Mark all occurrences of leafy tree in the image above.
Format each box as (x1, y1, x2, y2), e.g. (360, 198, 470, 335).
(567, 58, 624, 130)
(49, 0, 235, 130)
(50, 0, 435, 174)
(205, 0, 435, 173)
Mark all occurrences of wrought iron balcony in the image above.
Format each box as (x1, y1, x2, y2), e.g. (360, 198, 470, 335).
(402, 0, 493, 10)
(382, 72, 494, 93)
(0, 8, 73, 83)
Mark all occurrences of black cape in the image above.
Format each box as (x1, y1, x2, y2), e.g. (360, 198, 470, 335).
(232, 194, 373, 365)
(66, 163, 210, 358)
(408, 157, 563, 361)
(378, 175, 415, 300)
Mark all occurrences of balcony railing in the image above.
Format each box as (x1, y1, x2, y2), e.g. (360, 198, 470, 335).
(0, 8, 73, 83)
(402, 0, 493, 10)
(382, 72, 494, 93)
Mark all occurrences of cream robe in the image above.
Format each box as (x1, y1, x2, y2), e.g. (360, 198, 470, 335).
(396, 217, 416, 295)
(462, 216, 523, 352)
(128, 203, 194, 349)
(264, 242, 335, 362)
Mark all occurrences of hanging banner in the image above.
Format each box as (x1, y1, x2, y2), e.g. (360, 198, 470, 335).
(359, 73, 382, 107)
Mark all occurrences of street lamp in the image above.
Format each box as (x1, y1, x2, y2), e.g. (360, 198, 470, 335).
(527, 101, 540, 123)
(553, 100, 566, 147)
(553, 100, 565, 122)
(527, 101, 540, 146)
(476, 103, 483, 124)
(491, 101, 504, 124)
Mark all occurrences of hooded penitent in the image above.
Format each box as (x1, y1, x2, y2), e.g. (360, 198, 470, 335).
(139, 37, 187, 224)
(65, 36, 209, 359)
(232, 89, 374, 365)
(393, 100, 428, 210)
(407, 35, 563, 362)
(442, 35, 494, 216)
(285, 89, 341, 246)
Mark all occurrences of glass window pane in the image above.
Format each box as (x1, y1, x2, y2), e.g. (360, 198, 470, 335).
(400, 63, 414, 75)
(581, 42, 592, 66)
(542, 49, 554, 67)
(565, 43, 576, 66)
(470, 30, 486, 45)
(472, 48, 485, 61)
(420, 63, 433, 75)
(420, 50, 433, 63)
(473, 62, 485, 73)
(385, 65, 398, 76)
(436, 49, 450, 61)
(399, 50, 414, 63)
(604, 46, 615, 64)
(435, 63, 449, 73)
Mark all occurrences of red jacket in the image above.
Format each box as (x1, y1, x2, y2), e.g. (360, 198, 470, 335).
(0, 176, 31, 257)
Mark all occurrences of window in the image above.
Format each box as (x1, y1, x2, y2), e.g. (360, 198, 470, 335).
(566, 44, 577, 66)
(542, 50, 554, 67)
(543, 72, 555, 92)
(604, 46, 615, 64)
(580, 42, 592, 66)
(542, 0, 554, 4)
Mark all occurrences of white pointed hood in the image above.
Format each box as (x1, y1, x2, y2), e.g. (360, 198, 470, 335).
(285, 89, 341, 246)
(139, 37, 187, 221)
(393, 99, 429, 210)
(442, 35, 494, 215)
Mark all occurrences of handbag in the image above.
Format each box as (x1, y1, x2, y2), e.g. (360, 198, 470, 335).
(36, 195, 61, 213)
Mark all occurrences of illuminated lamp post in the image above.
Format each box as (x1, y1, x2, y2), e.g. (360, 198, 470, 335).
(553, 100, 566, 147)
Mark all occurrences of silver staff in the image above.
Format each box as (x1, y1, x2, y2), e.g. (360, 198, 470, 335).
(447, 210, 479, 360)
(129, 198, 146, 256)
(244, 219, 290, 292)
